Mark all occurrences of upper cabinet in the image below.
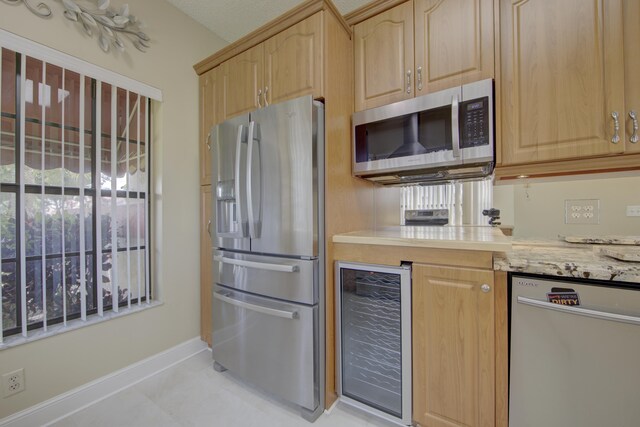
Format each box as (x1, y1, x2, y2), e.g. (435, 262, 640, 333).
(221, 44, 264, 120)
(199, 67, 219, 186)
(221, 13, 324, 121)
(499, 0, 626, 165)
(353, 1, 414, 111)
(264, 13, 324, 105)
(351, 0, 495, 111)
(414, 0, 495, 94)
(624, 0, 640, 154)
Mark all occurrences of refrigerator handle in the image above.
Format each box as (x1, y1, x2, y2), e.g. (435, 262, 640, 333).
(235, 124, 245, 235)
(247, 121, 261, 238)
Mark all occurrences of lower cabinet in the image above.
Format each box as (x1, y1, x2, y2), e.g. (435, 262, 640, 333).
(200, 185, 213, 346)
(412, 263, 495, 427)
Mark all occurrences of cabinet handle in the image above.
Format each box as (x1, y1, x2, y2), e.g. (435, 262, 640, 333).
(611, 111, 620, 144)
(264, 86, 269, 107)
(481, 284, 491, 293)
(207, 220, 212, 238)
(206, 132, 211, 151)
(417, 66, 423, 91)
(630, 111, 639, 144)
(406, 69, 412, 94)
(257, 89, 262, 108)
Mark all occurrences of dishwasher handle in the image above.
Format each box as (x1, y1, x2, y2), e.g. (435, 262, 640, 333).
(517, 296, 640, 326)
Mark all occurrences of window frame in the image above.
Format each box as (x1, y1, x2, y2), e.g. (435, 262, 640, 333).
(1, 50, 153, 339)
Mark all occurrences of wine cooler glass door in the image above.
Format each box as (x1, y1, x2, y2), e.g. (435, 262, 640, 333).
(337, 262, 411, 424)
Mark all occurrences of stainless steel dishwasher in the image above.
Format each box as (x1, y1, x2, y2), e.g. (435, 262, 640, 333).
(510, 274, 640, 427)
(336, 262, 412, 426)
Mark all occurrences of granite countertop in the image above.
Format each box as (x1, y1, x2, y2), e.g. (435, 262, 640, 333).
(332, 227, 640, 284)
(332, 226, 512, 252)
(495, 240, 640, 284)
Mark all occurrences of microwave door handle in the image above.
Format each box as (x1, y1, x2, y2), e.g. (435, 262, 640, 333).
(246, 121, 261, 238)
(235, 124, 245, 235)
(451, 94, 460, 158)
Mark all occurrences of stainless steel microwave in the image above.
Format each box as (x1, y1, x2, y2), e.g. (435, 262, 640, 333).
(352, 79, 494, 185)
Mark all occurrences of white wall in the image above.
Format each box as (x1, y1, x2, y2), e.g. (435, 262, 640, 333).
(0, 0, 226, 418)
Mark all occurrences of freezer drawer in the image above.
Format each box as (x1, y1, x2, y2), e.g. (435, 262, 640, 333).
(510, 275, 640, 427)
(213, 250, 318, 305)
(212, 284, 318, 411)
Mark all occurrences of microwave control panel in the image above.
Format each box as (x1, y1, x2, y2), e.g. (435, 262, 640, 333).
(460, 97, 490, 148)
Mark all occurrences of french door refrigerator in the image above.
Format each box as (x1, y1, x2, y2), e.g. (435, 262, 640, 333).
(210, 95, 325, 422)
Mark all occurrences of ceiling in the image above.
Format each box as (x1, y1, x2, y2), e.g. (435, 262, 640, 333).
(165, 0, 370, 43)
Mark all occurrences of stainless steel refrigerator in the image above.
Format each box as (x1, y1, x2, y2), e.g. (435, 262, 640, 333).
(210, 95, 325, 422)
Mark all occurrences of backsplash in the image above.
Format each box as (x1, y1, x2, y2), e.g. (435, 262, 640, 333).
(374, 174, 640, 238)
(374, 178, 493, 227)
(494, 174, 640, 239)
(400, 178, 493, 226)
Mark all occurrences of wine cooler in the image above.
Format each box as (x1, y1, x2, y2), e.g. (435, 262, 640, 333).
(336, 262, 412, 425)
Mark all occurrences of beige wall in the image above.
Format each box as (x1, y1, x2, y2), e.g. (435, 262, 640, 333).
(495, 174, 640, 239)
(0, 0, 226, 418)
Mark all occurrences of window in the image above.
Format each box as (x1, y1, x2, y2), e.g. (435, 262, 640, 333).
(0, 43, 154, 343)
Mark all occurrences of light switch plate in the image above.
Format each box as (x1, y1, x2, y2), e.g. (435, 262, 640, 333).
(565, 199, 600, 224)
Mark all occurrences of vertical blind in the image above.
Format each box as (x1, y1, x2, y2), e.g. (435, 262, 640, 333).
(0, 45, 152, 342)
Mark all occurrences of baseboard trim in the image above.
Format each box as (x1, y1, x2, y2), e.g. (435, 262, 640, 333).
(0, 337, 207, 427)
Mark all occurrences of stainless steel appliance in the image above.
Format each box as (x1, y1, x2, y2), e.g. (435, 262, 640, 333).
(210, 95, 325, 421)
(510, 274, 640, 427)
(336, 262, 412, 426)
(352, 79, 494, 185)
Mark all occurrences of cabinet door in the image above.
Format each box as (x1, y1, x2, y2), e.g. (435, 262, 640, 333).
(500, 0, 625, 165)
(354, 1, 414, 111)
(200, 185, 213, 347)
(200, 68, 218, 186)
(413, 264, 494, 427)
(624, 0, 640, 154)
(414, 0, 494, 95)
(264, 13, 323, 105)
(222, 44, 263, 120)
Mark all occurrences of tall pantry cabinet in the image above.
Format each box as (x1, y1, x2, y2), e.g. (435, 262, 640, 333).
(194, 0, 375, 408)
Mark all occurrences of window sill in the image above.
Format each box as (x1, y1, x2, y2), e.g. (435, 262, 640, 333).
(0, 301, 163, 351)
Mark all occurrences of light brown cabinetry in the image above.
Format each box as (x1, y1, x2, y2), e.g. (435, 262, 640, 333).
(222, 13, 323, 120)
(221, 44, 264, 120)
(499, 0, 625, 165)
(414, 0, 495, 94)
(350, 0, 495, 111)
(264, 14, 324, 105)
(353, 1, 414, 110)
(199, 67, 219, 185)
(413, 263, 495, 427)
(200, 185, 213, 346)
(333, 243, 501, 425)
(624, 0, 640, 154)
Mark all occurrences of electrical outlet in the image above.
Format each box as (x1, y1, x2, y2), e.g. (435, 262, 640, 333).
(565, 199, 600, 224)
(2, 369, 25, 397)
(627, 205, 640, 217)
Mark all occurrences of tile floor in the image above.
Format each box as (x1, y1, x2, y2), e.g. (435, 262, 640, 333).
(51, 350, 396, 427)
